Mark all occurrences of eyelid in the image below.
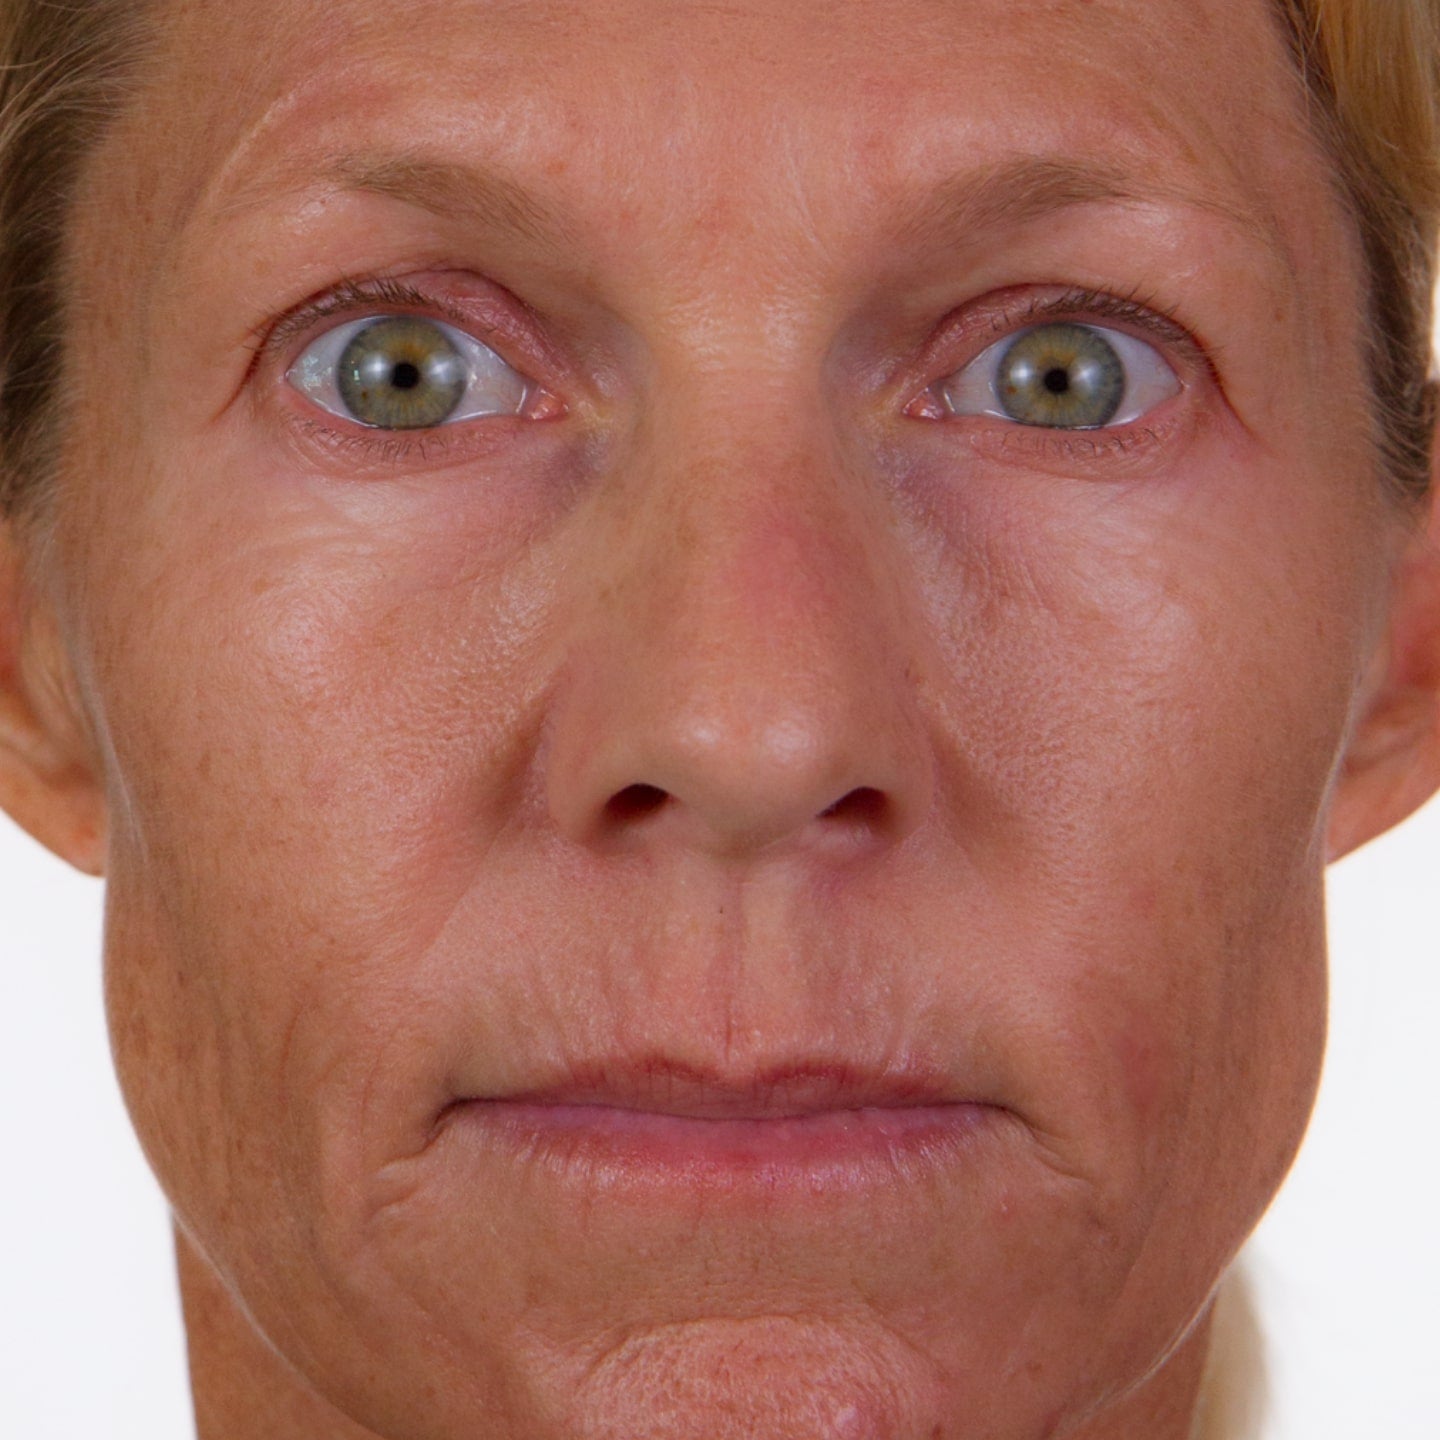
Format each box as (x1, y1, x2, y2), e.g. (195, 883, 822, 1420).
(911, 286, 1211, 404)
(286, 313, 531, 426)
(261, 275, 476, 357)
(986, 288, 1200, 359)
(941, 321, 1178, 427)
(252, 273, 573, 467)
(255, 272, 561, 400)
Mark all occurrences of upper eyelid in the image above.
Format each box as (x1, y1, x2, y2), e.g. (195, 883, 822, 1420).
(999, 289, 1191, 347)
(1012, 289, 1192, 346)
(255, 276, 523, 373)
(925, 287, 1210, 382)
(262, 278, 1209, 419)
(264, 277, 1198, 358)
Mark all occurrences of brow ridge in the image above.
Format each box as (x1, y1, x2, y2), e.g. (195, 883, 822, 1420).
(890, 154, 1281, 261)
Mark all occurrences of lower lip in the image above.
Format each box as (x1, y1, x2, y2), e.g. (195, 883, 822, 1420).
(444, 1100, 1001, 1193)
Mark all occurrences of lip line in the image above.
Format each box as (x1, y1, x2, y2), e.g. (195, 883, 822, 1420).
(451, 1055, 983, 1121)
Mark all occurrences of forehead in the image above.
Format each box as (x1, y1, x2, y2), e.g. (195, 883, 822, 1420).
(101, 0, 1326, 301)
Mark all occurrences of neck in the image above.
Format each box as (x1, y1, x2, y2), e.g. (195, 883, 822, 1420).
(178, 1226, 1234, 1440)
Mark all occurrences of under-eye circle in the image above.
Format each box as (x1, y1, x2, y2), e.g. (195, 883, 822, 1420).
(939, 321, 1179, 430)
(287, 314, 531, 429)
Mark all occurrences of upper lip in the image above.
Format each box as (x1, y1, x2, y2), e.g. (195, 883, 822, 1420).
(477, 1055, 970, 1120)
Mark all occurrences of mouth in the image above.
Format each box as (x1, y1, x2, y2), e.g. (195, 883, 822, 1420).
(437, 1058, 1008, 1195)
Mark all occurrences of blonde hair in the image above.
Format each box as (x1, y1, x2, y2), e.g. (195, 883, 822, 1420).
(1272, 0, 1440, 500)
(0, 0, 1436, 513)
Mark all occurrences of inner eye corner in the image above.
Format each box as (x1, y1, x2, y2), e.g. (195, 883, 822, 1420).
(903, 385, 950, 421)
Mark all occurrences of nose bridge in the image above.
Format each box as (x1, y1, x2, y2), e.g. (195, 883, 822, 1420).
(645, 345, 893, 621)
(544, 372, 934, 859)
(643, 436, 863, 743)
(647, 375, 857, 642)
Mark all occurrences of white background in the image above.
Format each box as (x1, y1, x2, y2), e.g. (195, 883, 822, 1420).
(1, 794, 1437, 1438)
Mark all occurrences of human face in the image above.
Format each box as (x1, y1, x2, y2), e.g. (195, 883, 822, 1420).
(26, 0, 1415, 1435)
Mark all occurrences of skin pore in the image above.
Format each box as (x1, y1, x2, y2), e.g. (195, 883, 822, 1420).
(2, 0, 1439, 1437)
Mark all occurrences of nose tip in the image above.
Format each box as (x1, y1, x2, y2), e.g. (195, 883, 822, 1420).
(542, 465, 935, 865)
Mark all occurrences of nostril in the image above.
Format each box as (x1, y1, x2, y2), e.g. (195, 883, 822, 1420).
(595, 783, 897, 851)
(604, 783, 671, 826)
(818, 786, 888, 829)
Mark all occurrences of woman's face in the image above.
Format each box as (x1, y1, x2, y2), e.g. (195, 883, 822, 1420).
(18, 0, 1432, 1435)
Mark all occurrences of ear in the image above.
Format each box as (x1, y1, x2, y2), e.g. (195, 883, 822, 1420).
(1326, 483, 1440, 863)
(0, 523, 106, 875)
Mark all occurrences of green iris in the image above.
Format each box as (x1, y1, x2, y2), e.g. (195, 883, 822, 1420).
(996, 323, 1126, 429)
(337, 316, 469, 429)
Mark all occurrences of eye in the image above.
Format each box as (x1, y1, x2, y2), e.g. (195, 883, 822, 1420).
(286, 314, 531, 429)
(938, 321, 1179, 429)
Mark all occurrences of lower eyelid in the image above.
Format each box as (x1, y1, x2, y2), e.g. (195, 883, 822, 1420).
(276, 403, 537, 475)
(960, 408, 1187, 476)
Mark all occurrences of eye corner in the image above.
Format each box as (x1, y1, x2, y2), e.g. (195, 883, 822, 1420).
(903, 387, 949, 422)
(522, 387, 569, 422)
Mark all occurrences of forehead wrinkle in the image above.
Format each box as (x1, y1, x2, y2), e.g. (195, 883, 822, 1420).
(143, 11, 1305, 297)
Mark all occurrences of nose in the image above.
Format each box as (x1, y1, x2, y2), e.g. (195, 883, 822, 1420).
(543, 400, 935, 863)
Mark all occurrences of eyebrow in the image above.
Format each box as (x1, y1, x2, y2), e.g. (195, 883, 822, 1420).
(219, 147, 1288, 282)
(319, 153, 579, 255)
(213, 149, 582, 264)
(888, 154, 1287, 266)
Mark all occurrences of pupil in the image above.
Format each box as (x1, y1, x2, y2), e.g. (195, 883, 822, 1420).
(391, 361, 422, 391)
(1043, 367, 1071, 395)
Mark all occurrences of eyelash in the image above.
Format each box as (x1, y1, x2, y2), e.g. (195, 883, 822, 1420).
(261, 277, 1206, 468)
(259, 274, 548, 465)
(264, 275, 476, 353)
(902, 285, 1209, 463)
(950, 287, 1198, 363)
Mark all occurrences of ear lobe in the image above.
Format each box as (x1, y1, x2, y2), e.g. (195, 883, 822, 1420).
(0, 526, 106, 875)
(1326, 497, 1440, 863)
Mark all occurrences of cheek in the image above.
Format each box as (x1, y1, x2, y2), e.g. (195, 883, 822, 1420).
(898, 418, 1376, 1144)
(60, 358, 1388, 1438)
(79, 460, 555, 1216)
(92, 445, 1353, 1141)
